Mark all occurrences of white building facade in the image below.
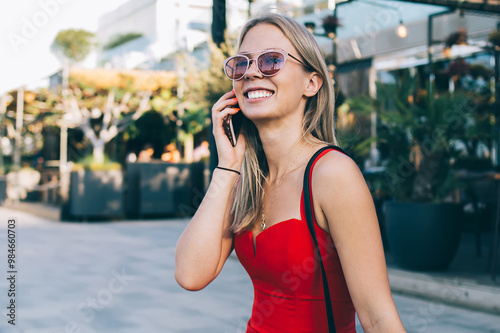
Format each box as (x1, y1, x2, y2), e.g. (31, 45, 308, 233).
(97, 0, 215, 69)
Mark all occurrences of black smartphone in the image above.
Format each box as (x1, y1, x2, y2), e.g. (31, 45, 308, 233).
(223, 107, 243, 147)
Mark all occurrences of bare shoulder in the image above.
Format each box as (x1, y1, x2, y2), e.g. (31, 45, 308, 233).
(311, 148, 370, 213)
(311, 148, 363, 186)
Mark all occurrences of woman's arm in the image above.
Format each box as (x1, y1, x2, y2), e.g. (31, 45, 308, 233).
(175, 168, 238, 291)
(175, 90, 245, 291)
(313, 151, 406, 332)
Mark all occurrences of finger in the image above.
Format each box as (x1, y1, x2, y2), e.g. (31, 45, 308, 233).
(212, 98, 239, 116)
(214, 107, 239, 124)
(214, 90, 235, 107)
(225, 107, 241, 116)
(213, 109, 239, 140)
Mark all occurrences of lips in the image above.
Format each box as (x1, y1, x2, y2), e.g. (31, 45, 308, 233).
(244, 87, 275, 100)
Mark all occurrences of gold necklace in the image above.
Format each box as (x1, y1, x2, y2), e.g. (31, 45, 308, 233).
(261, 143, 306, 230)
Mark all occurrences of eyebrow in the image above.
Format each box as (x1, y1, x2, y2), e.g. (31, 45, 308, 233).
(236, 48, 278, 55)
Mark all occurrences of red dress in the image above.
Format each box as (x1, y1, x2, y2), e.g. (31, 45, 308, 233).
(234, 148, 356, 332)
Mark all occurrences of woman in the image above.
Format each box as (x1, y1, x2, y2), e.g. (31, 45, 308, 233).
(175, 13, 406, 333)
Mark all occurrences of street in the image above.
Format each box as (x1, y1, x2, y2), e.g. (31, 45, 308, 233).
(0, 207, 499, 333)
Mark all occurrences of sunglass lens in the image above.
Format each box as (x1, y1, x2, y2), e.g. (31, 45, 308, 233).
(258, 52, 285, 76)
(225, 56, 248, 80)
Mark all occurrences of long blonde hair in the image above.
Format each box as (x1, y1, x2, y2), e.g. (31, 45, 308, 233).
(231, 13, 339, 233)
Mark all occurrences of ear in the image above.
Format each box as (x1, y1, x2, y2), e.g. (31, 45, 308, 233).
(303, 72, 323, 98)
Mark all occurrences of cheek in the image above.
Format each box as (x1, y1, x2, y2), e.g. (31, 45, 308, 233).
(279, 78, 305, 99)
(233, 82, 244, 99)
(281, 71, 307, 91)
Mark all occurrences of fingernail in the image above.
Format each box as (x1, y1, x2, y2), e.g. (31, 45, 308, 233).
(233, 97, 238, 101)
(233, 108, 240, 111)
(231, 89, 234, 93)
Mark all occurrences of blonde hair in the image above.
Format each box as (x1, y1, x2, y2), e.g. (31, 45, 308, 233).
(231, 13, 339, 233)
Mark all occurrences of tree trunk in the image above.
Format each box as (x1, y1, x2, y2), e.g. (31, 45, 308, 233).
(184, 133, 194, 163)
(410, 151, 443, 202)
(93, 140, 105, 165)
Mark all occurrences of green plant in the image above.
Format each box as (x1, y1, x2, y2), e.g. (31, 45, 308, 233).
(488, 30, 500, 48)
(52, 29, 96, 63)
(376, 72, 475, 203)
(445, 28, 467, 48)
(336, 95, 376, 167)
(179, 105, 209, 135)
(184, 40, 234, 107)
(174, 40, 234, 146)
(469, 64, 492, 80)
(72, 154, 121, 171)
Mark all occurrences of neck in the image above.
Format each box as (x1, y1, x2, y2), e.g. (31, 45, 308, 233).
(257, 121, 309, 182)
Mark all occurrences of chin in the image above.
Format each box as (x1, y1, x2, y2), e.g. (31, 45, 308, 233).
(242, 106, 272, 119)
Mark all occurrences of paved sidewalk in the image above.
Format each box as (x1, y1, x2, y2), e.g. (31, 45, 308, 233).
(0, 207, 499, 332)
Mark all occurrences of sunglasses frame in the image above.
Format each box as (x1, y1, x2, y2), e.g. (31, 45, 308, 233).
(223, 48, 309, 81)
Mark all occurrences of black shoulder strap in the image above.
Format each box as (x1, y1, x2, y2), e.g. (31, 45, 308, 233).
(303, 145, 346, 333)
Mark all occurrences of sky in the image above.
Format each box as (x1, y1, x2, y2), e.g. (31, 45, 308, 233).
(0, 0, 130, 94)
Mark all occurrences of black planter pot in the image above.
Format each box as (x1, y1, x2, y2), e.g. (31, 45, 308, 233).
(0, 176, 6, 206)
(125, 161, 205, 218)
(66, 169, 124, 220)
(385, 201, 463, 271)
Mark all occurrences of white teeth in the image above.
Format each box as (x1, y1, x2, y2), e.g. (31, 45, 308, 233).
(247, 90, 273, 99)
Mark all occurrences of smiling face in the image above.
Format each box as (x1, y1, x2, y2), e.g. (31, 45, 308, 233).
(234, 24, 312, 124)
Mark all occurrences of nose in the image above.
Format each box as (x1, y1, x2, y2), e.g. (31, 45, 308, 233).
(244, 59, 262, 79)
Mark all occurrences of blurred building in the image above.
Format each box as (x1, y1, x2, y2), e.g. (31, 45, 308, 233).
(96, 0, 215, 70)
(94, 0, 326, 71)
(292, 1, 500, 98)
(94, 0, 500, 97)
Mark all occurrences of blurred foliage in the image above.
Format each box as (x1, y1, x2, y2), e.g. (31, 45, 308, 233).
(7, 38, 235, 165)
(5, 88, 63, 127)
(336, 95, 376, 167)
(488, 29, 500, 48)
(52, 29, 96, 63)
(1, 89, 63, 174)
(126, 110, 175, 159)
(104, 32, 143, 50)
(469, 64, 492, 80)
(72, 154, 122, 171)
(67, 80, 150, 114)
(375, 69, 490, 202)
(150, 89, 178, 116)
(126, 40, 234, 154)
(343, 57, 496, 202)
(3, 88, 63, 161)
(184, 41, 234, 108)
(444, 28, 467, 48)
(180, 104, 209, 134)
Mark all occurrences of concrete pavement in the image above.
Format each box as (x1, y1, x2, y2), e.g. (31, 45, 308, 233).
(0, 207, 499, 332)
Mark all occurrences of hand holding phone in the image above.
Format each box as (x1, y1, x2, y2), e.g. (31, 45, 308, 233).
(223, 107, 243, 147)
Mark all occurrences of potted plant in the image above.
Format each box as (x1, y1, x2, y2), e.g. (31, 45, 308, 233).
(322, 15, 342, 39)
(443, 28, 468, 58)
(488, 29, 500, 50)
(375, 70, 473, 271)
(64, 155, 124, 221)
